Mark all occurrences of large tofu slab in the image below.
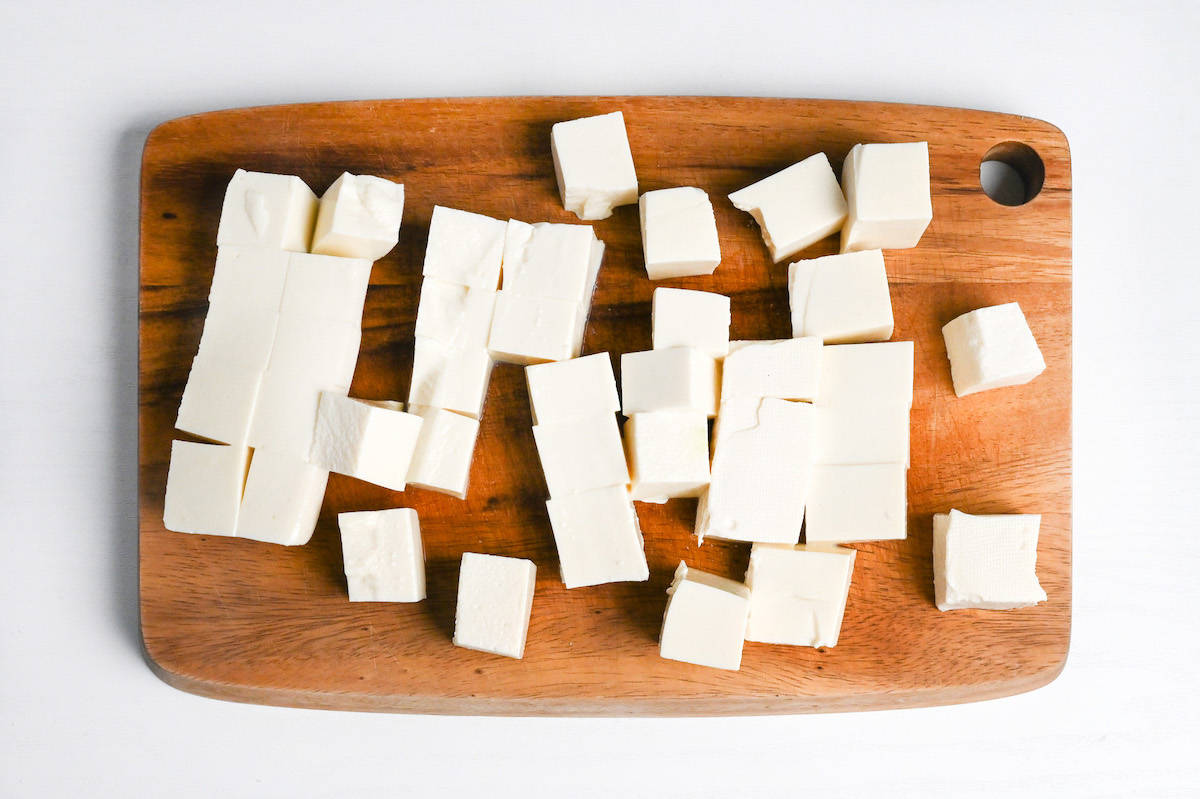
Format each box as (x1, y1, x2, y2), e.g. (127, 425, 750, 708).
(453, 553, 537, 659)
(728, 153, 847, 263)
(216, 169, 318, 252)
(933, 509, 1047, 611)
(525, 352, 619, 425)
(339, 507, 425, 602)
(545, 485, 649, 588)
(422, 206, 507, 289)
(659, 562, 750, 671)
(236, 449, 329, 546)
(308, 393, 424, 492)
(788, 249, 894, 344)
(805, 463, 907, 542)
(551, 111, 638, 221)
(311, 172, 405, 260)
(162, 440, 249, 536)
(744, 543, 856, 647)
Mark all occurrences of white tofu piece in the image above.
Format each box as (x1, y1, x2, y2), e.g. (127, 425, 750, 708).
(817, 341, 914, 407)
(942, 302, 1046, 397)
(532, 413, 629, 497)
(638, 187, 721, 279)
(308, 393, 424, 492)
(413, 278, 497, 351)
(175, 355, 262, 446)
(651, 287, 730, 359)
(407, 337, 494, 419)
(422, 206, 507, 289)
(279, 252, 373, 325)
(501, 218, 534, 272)
(728, 153, 847, 263)
(486, 291, 578, 365)
(744, 543, 856, 647)
(265, 308, 362, 389)
(208, 245, 289, 313)
(162, 440, 249, 536)
(453, 552, 537, 659)
(545, 485, 649, 588)
(841, 142, 932, 253)
(247, 373, 333, 459)
(659, 562, 750, 671)
(501, 221, 596, 304)
(311, 172, 405, 260)
(805, 463, 907, 542)
(624, 411, 710, 503)
(551, 111, 638, 221)
(195, 301, 279, 372)
(697, 398, 814, 544)
(338, 507, 425, 602)
(216, 169, 318, 252)
(405, 406, 480, 499)
(525, 352, 619, 425)
(620, 348, 719, 417)
(571, 236, 605, 357)
(933, 509, 1047, 611)
(236, 449, 329, 546)
(788, 249, 894, 343)
(814, 403, 910, 465)
(721, 338, 822, 403)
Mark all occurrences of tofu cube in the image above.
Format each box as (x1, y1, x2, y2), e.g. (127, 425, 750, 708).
(422, 206, 507, 289)
(216, 169, 318, 252)
(788, 249, 894, 343)
(236, 449, 329, 546)
(721, 338, 822, 403)
(744, 543, 856, 647)
(532, 413, 629, 497)
(525, 352, 619, 425)
(817, 341, 914, 407)
(338, 507, 425, 602)
(487, 291, 578, 365)
(195, 301, 280, 372)
(453, 553, 537, 659)
(728, 153, 847, 263)
(545, 485, 649, 588)
(311, 172, 405, 260)
(414, 278, 497, 351)
(624, 411, 710, 502)
(162, 440, 249, 536)
(814, 403, 910, 465)
(279, 252, 373, 325)
(942, 302, 1046, 397)
(659, 562, 750, 671)
(408, 337, 494, 419)
(840, 142, 932, 253)
(933, 509, 1047, 611)
(620, 348, 719, 417)
(405, 406, 480, 499)
(805, 463, 907, 542)
(651, 287, 730, 359)
(501, 221, 597, 304)
(639, 187, 721, 279)
(207, 245, 289, 313)
(551, 111, 638, 221)
(175, 355, 262, 446)
(308, 393, 424, 492)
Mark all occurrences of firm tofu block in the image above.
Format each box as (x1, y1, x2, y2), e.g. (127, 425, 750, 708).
(624, 410, 710, 503)
(216, 169, 318, 253)
(651, 287, 730, 359)
(453, 553, 537, 659)
(721, 338, 822, 403)
(501, 221, 597, 304)
(728, 153, 847, 263)
(236, 449, 329, 546)
(486, 291, 578, 365)
(933, 509, 1047, 611)
(659, 562, 750, 671)
(311, 172, 405, 260)
(545, 485, 650, 588)
(551, 111, 638, 221)
(805, 463, 907, 542)
(195, 301, 280, 372)
(744, 543, 856, 647)
(308, 393, 424, 492)
(405, 406, 480, 499)
(413, 278, 497, 351)
(620, 347, 719, 417)
(422, 206, 507, 289)
(639, 187, 721, 279)
(207, 245, 290, 313)
(408, 337, 494, 419)
(814, 403, 910, 465)
(175, 355, 263, 446)
(162, 440, 249, 536)
(817, 341, 914, 407)
(279, 252, 373, 325)
(942, 302, 1046, 397)
(525, 352, 619, 425)
(338, 507, 425, 602)
(532, 413, 630, 497)
(788, 249, 894, 343)
(840, 142, 932, 253)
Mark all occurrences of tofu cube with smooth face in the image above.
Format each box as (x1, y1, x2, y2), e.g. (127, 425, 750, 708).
(338, 508, 425, 602)
(744, 543, 856, 647)
(789, 249, 894, 343)
(841, 142, 932, 253)
(933, 509, 1047, 610)
(620, 348, 719, 417)
(414, 278, 497, 351)
(659, 562, 750, 671)
(195, 301, 280, 372)
(817, 341, 914, 407)
(175, 355, 263, 446)
(308, 393, 424, 492)
(551, 111, 638, 221)
(422, 206, 507, 289)
(805, 463, 907, 542)
(208, 245, 290, 314)
(525, 352, 619, 425)
(279, 252, 373, 325)
(532, 413, 630, 497)
(624, 411, 710, 502)
(487, 291, 578, 365)
(942, 302, 1046, 397)
(814, 403, 910, 465)
(408, 337, 494, 419)
(311, 172, 405, 260)
(405, 406, 480, 499)
(639, 187, 721, 279)
(453, 553, 537, 659)
(651, 288, 730, 359)
(728, 153, 847, 263)
(501, 221, 597, 303)
(721, 338, 822, 403)
(545, 485, 649, 588)
(236, 449, 329, 546)
(216, 169, 318, 252)
(163, 440, 249, 536)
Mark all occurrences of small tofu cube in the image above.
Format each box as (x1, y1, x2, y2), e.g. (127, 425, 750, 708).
(805, 463, 907, 542)
(545, 485, 649, 588)
(487, 291, 578, 365)
(175, 355, 263, 446)
(814, 403, 910, 465)
(817, 341, 914, 407)
(311, 172, 405, 260)
(216, 169, 318, 252)
(195, 302, 280, 372)
(163, 440, 249, 536)
(651, 287, 730, 358)
(236, 449, 329, 546)
(413, 278, 497, 350)
(532, 413, 629, 497)
(620, 348, 719, 417)
(338, 507, 425, 602)
(840, 142, 932, 253)
(942, 302, 1046, 397)
(501, 221, 598, 304)
(453, 552, 537, 659)
(933, 509, 1047, 611)
(405, 406, 480, 499)
(279, 252, 373, 325)
(551, 111, 638, 221)
(728, 153, 847, 263)
(624, 411, 710, 503)
(422, 206, 507, 289)
(264, 312, 362, 389)
(721, 338, 822, 403)
(659, 562, 750, 671)
(208, 245, 290, 313)
(525, 352, 619, 425)
(308, 393, 424, 492)
(788, 249, 894, 343)
(407, 338, 494, 419)
(744, 543, 856, 647)
(639, 187, 721, 279)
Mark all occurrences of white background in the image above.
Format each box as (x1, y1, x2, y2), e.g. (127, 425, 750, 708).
(2, 1, 1198, 796)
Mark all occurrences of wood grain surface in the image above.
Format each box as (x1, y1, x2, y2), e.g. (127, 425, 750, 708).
(139, 97, 1071, 715)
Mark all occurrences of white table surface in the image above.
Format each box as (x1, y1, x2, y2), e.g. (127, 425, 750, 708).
(3, 1, 1197, 796)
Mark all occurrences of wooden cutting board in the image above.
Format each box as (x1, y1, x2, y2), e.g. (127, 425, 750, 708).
(139, 97, 1071, 715)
